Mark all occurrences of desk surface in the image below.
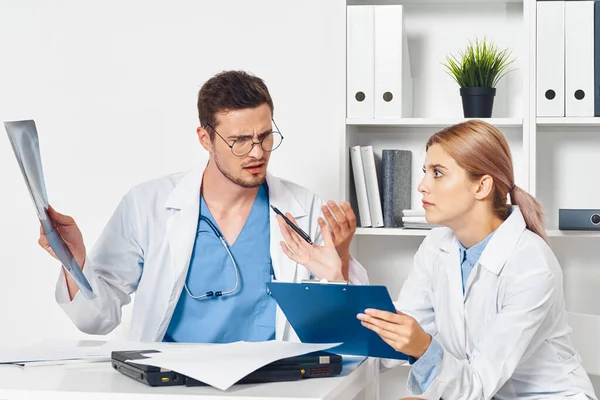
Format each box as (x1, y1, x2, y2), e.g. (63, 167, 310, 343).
(0, 357, 378, 400)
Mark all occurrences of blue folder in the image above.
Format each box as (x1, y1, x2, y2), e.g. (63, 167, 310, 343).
(266, 281, 408, 360)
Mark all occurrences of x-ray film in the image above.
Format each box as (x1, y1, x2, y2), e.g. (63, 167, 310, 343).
(4, 120, 95, 300)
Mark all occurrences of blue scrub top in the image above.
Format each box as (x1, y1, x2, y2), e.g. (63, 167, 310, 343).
(164, 183, 276, 343)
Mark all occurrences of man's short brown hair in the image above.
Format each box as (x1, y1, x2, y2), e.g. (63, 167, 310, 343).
(197, 70, 274, 140)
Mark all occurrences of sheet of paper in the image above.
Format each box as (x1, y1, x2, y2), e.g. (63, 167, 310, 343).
(17, 358, 109, 368)
(127, 341, 340, 391)
(0, 340, 108, 364)
(3, 119, 95, 299)
(338, 356, 367, 377)
(0, 339, 202, 366)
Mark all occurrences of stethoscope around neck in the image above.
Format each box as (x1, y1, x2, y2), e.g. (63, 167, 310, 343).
(184, 215, 240, 300)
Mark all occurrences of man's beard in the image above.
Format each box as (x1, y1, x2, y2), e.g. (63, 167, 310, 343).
(214, 153, 266, 189)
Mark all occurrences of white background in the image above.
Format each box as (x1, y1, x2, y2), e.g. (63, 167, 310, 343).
(0, 0, 347, 344)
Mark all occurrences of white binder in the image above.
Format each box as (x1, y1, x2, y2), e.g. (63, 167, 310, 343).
(536, 1, 565, 117)
(565, 1, 595, 117)
(347, 6, 375, 119)
(360, 146, 384, 228)
(374, 5, 413, 118)
(350, 146, 372, 227)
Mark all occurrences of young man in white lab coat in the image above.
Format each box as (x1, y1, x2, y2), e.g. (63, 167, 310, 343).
(39, 70, 368, 343)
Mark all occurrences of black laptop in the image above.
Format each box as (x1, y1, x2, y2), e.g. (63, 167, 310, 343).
(111, 349, 343, 387)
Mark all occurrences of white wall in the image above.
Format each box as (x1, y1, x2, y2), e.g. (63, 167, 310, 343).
(0, 0, 346, 345)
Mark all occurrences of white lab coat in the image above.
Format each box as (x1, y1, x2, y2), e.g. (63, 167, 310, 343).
(392, 207, 596, 400)
(55, 166, 369, 342)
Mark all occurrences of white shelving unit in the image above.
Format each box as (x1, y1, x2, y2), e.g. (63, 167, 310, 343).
(546, 230, 600, 238)
(355, 227, 430, 236)
(346, 117, 523, 127)
(537, 117, 600, 127)
(343, 0, 600, 396)
(348, 0, 523, 4)
(357, 228, 600, 238)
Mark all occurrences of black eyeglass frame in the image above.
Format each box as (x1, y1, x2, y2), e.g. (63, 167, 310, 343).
(204, 119, 284, 157)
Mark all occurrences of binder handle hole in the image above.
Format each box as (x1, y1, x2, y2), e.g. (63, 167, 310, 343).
(383, 92, 393, 102)
(574, 90, 585, 100)
(545, 90, 556, 100)
(355, 92, 366, 102)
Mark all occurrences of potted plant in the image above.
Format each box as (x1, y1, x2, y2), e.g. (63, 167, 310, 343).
(442, 37, 516, 118)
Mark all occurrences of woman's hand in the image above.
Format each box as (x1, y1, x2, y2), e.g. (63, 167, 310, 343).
(357, 309, 432, 359)
(277, 213, 343, 281)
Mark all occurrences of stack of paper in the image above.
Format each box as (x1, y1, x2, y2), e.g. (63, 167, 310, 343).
(402, 209, 438, 229)
(0, 340, 106, 366)
(0, 339, 199, 367)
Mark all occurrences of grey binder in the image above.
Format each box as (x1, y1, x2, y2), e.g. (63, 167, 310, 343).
(382, 150, 411, 228)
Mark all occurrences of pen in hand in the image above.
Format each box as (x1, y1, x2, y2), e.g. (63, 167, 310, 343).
(270, 205, 313, 245)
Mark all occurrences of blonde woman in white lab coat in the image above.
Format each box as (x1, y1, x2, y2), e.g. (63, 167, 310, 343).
(279, 120, 597, 400)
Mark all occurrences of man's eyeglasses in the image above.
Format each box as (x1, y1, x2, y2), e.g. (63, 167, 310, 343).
(204, 119, 284, 157)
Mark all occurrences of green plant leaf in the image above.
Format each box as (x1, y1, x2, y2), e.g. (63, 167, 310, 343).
(441, 37, 516, 88)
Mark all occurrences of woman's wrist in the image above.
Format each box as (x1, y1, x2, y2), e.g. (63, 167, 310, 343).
(415, 333, 433, 359)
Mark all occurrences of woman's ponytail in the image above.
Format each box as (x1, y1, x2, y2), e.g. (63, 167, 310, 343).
(510, 185, 548, 243)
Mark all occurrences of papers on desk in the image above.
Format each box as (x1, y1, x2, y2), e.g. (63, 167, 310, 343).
(125, 341, 340, 391)
(339, 355, 368, 377)
(0, 340, 106, 365)
(0, 339, 200, 367)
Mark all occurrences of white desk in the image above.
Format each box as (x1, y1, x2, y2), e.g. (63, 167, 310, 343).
(0, 358, 379, 400)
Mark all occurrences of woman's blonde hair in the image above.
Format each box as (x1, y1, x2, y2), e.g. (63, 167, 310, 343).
(426, 120, 547, 242)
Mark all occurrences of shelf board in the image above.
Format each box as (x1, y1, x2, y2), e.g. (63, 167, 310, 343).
(346, 117, 523, 128)
(357, 228, 600, 238)
(537, 117, 600, 127)
(348, 0, 522, 5)
(546, 230, 600, 238)
(355, 228, 431, 236)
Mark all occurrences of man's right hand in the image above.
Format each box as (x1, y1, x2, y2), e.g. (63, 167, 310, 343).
(38, 206, 87, 300)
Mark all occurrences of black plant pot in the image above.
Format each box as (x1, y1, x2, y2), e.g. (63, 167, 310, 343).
(460, 87, 496, 118)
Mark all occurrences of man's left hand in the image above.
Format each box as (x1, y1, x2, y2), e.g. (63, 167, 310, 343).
(321, 201, 356, 262)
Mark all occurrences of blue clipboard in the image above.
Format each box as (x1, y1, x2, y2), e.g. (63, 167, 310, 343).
(266, 281, 408, 360)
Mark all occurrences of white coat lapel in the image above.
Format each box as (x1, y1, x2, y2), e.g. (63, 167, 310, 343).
(266, 173, 309, 340)
(440, 234, 468, 356)
(164, 167, 204, 311)
(464, 207, 526, 301)
(267, 173, 308, 283)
